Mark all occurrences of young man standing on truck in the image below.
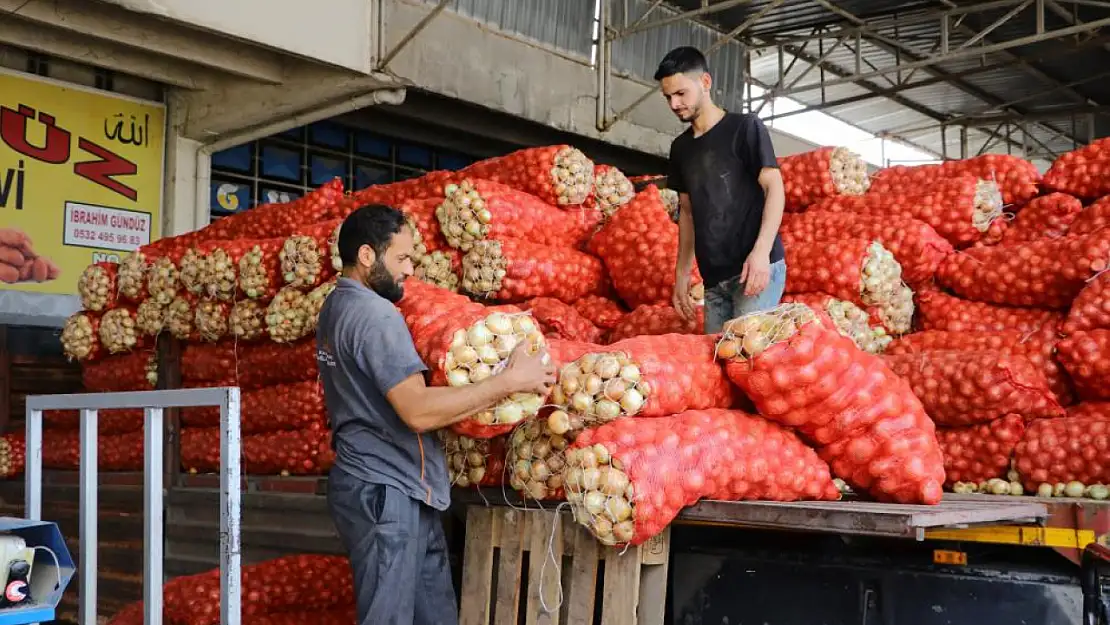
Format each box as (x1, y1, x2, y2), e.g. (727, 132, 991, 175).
(655, 46, 788, 333)
(316, 204, 557, 625)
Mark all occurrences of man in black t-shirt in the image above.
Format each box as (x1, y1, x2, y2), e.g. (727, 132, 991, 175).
(655, 47, 787, 333)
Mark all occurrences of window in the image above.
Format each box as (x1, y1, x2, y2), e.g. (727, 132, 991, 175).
(209, 120, 482, 216)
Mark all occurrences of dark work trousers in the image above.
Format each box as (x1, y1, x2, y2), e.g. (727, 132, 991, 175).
(327, 466, 459, 625)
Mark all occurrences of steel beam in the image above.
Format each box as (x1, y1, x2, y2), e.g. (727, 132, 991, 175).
(962, 105, 1110, 125)
(609, 0, 755, 40)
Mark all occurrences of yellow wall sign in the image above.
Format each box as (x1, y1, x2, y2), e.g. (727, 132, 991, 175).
(0, 69, 165, 295)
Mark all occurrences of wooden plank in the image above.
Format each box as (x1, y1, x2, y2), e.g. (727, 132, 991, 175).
(637, 527, 669, 625)
(564, 527, 599, 625)
(492, 509, 525, 625)
(523, 510, 562, 625)
(459, 507, 497, 625)
(601, 545, 642, 625)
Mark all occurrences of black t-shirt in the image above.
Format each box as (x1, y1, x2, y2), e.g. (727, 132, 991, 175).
(667, 112, 786, 289)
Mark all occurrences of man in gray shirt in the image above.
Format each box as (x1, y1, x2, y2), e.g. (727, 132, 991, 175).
(316, 204, 555, 625)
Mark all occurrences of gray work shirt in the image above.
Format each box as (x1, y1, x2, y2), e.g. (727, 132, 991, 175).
(315, 277, 451, 510)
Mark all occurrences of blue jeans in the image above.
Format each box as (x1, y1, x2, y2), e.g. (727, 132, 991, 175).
(703, 260, 787, 334)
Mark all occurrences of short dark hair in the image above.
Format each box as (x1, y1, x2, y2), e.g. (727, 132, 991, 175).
(336, 204, 407, 267)
(654, 46, 709, 81)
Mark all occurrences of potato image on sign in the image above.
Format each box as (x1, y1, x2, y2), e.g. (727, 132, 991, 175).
(0, 227, 61, 284)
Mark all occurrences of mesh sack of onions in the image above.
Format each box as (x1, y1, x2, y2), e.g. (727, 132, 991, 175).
(78, 261, 119, 312)
(871, 154, 1041, 206)
(573, 295, 628, 331)
(116, 251, 149, 303)
(660, 188, 680, 223)
(198, 238, 274, 301)
(883, 350, 1064, 426)
(937, 414, 1026, 488)
(146, 249, 182, 306)
(235, 237, 285, 300)
(936, 228, 1110, 308)
(175, 245, 212, 297)
(554, 334, 737, 425)
(165, 295, 199, 341)
(443, 431, 507, 489)
(565, 409, 840, 546)
(206, 178, 345, 240)
(1056, 330, 1110, 401)
(396, 279, 474, 338)
(344, 170, 462, 211)
(522, 297, 604, 343)
(507, 410, 579, 501)
(0, 433, 25, 479)
(266, 287, 312, 343)
(1070, 196, 1110, 236)
(280, 219, 341, 289)
(116, 236, 188, 303)
(588, 186, 704, 308)
(914, 287, 1062, 334)
(82, 350, 158, 392)
(459, 145, 595, 207)
(181, 380, 327, 434)
(181, 339, 318, 390)
(782, 293, 891, 354)
(436, 179, 600, 252)
(586, 164, 636, 218)
(135, 299, 167, 337)
(778, 146, 870, 211)
(808, 176, 1002, 248)
(43, 430, 143, 471)
(182, 427, 333, 476)
(1042, 137, 1110, 199)
(997, 192, 1083, 246)
(783, 238, 912, 334)
(1064, 271, 1110, 334)
(886, 330, 1072, 406)
(305, 279, 337, 330)
(229, 299, 269, 341)
(398, 197, 449, 256)
(61, 312, 101, 362)
(415, 249, 460, 291)
(716, 304, 946, 504)
(978, 218, 1010, 247)
(194, 299, 231, 343)
(460, 238, 607, 304)
(1014, 412, 1110, 497)
(779, 212, 953, 286)
(43, 408, 145, 435)
(98, 306, 143, 354)
(606, 304, 701, 344)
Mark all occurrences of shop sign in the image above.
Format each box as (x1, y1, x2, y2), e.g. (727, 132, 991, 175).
(0, 69, 165, 295)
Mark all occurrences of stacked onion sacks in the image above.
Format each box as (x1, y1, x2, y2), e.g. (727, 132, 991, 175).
(507, 411, 577, 501)
(442, 431, 504, 488)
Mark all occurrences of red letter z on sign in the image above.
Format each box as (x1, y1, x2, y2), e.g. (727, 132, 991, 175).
(73, 138, 138, 202)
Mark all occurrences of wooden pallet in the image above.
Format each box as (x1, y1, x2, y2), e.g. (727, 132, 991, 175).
(458, 505, 669, 625)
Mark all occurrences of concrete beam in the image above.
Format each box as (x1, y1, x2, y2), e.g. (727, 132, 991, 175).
(0, 0, 286, 83)
(0, 18, 209, 89)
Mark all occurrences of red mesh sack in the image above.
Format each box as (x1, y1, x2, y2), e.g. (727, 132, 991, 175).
(586, 164, 636, 218)
(181, 339, 318, 389)
(716, 305, 946, 504)
(808, 176, 1003, 247)
(460, 238, 606, 304)
(1042, 138, 1110, 199)
(606, 304, 701, 343)
(522, 297, 603, 343)
(885, 330, 1072, 405)
(81, 350, 157, 392)
(936, 414, 1026, 486)
(42, 430, 143, 471)
(564, 409, 840, 546)
(396, 279, 474, 337)
(77, 261, 118, 312)
(1070, 196, 1110, 236)
(1056, 330, 1110, 401)
(204, 178, 345, 239)
(436, 178, 600, 251)
(279, 219, 341, 289)
(588, 186, 703, 308)
(914, 288, 1062, 333)
(459, 145, 595, 207)
(182, 427, 333, 475)
(1014, 414, 1110, 492)
(977, 218, 1010, 247)
(546, 338, 602, 370)
(783, 238, 912, 335)
(573, 295, 628, 330)
(399, 197, 450, 254)
(1063, 272, 1110, 334)
(43, 408, 144, 435)
(998, 192, 1083, 245)
(554, 334, 738, 425)
(60, 311, 102, 363)
(443, 432, 507, 489)
(779, 212, 953, 285)
(781, 293, 891, 355)
(0, 433, 26, 479)
(870, 154, 1041, 205)
(883, 351, 1064, 426)
(936, 228, 1110, 308)
(778, 147, 870, 211)
(181, 380, 327, 435)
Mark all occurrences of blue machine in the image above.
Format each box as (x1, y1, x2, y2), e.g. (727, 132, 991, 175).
(0, 517, 74, 625)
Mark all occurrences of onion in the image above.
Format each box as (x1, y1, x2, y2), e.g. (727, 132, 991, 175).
(77, 264, 114, 312)
(177, 248, 208, 295)
(194, 300, 229, 342)
(229, 300, 267, 341)
(99, 308, 139, 354)
(415, 251, 459, 291)
(266, 287, 310, 343)
(460, 240, 510, 297)
(280, 234, 324, 288)
(117, 252, 147, 300)
(136, 300, 167, 337)
(166, 296, 195, 340)
(716, 303, 818, 362)
(203, 247, 238, 301)
(60, 313, 98, 361)
(305, 279, 337, 330)
(147, 256, 178, 306)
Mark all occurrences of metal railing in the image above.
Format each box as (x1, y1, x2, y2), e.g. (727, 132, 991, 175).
(24, 387, 242, 625)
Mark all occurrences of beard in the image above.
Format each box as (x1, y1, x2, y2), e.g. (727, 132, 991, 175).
(365, 260, 405, 302)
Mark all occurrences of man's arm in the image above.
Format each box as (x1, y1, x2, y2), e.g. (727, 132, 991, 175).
(386, 372, 522, 434)
(675, 193, 695, 281)
(752, 167, 785, 257)
(738, 116, 785, 295)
